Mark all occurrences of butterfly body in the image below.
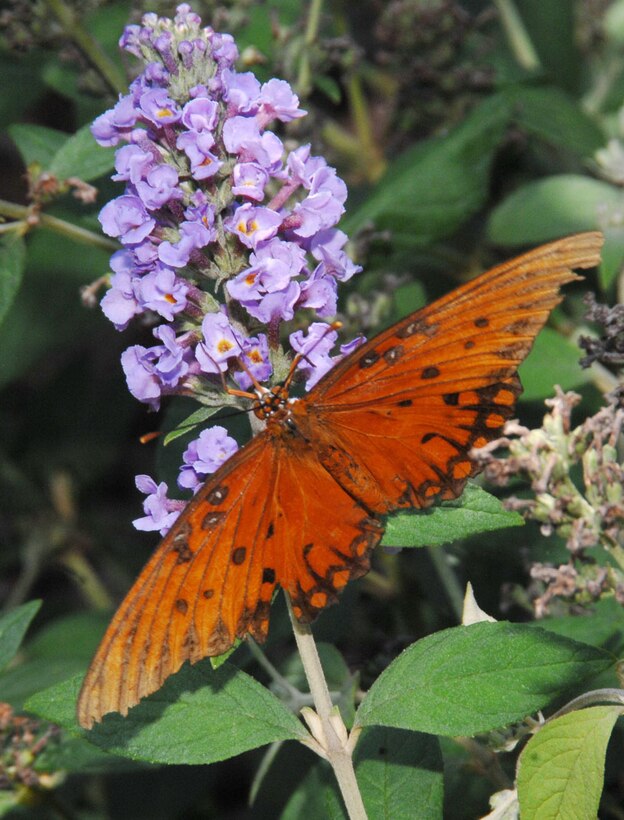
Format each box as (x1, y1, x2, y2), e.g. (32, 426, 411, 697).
(77, 232, 603, 728)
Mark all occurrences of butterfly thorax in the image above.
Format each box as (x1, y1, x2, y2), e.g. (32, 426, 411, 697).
(252, 384, 292, 423)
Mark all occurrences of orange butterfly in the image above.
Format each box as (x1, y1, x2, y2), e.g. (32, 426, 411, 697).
(77, 232, 603, 729)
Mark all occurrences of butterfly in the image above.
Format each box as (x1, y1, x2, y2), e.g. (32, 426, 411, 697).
(77, 231, 603, 728)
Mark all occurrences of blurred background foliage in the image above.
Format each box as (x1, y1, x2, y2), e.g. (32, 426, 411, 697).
(2, 0, 624, 817)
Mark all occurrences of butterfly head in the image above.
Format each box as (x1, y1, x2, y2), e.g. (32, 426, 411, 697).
(252, 384, 292, 422)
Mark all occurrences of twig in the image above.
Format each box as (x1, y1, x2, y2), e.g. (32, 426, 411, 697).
(286, 594, 367, 819)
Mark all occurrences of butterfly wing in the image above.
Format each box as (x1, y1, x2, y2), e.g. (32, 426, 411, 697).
(77, 429, 383, 728)
(78, 432, 273, 728)
(297, 232, 603, 513)
(262, 435, 384, 624)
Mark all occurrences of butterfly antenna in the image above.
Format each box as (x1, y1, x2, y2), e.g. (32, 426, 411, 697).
(196, 347, 258, 401)
(283, 320, 343, 390)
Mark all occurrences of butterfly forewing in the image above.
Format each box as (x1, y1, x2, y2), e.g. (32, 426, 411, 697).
(77, 433, 277, 728)
(311, 232, 603, 406)
(302, 232, 603, 510)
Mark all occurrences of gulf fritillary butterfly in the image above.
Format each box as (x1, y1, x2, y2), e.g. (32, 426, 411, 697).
(77, 231, 603, 729)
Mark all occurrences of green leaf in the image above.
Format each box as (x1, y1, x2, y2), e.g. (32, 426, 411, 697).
(280, 760, 345, 819)
(0, 612, 109, 709)
(0, 791, 20, 817)
(517, 705, 623, 819)
(280, 728, 443, 820)
(7, 124, 68, 169)
(507, 86, 604, 157)
(209, 641, 240, 670)
(314, 74, 342, 104)
(27, 662, 308, 765)
(355, 622, 613, 737)
(513, 1, 580, 93)
(518, 327, 591, 401)
(538, 597, 624, 653)
(598, 226, 624, 290)
(25, 611, 109, 660)
(163, 404, 224, 446)
(49, 123, 115, 182)
(382, 484, 523, 549)
(487, 175, 618, 246)
(344, 94, 511, 248)
(354, 727, 443, 819)
(0, 53, 45, 127)
(0, 600, 41, 673)
(34, 734, 139, 775)
(0, 234, 26, 329)
(0, 228, 111, 388)
(605, 0, 624, 45)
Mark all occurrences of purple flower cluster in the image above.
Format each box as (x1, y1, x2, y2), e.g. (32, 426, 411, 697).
(94, 5, 363, 531)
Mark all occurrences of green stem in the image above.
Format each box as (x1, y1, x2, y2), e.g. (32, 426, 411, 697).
(43, 0, 127, 95)
(38, 211, 118, 251)
(583, 56, 624, 116)
(296, 0, 324, 97)
(0, 199, 117, 251)
(247, 638, 304, 702)
(286, 594, 367, 820)
(60, 551, 113, 611)
(427, 545, 465, 621)
(344, 71, 386, 182)
(493, 0, 541, 71)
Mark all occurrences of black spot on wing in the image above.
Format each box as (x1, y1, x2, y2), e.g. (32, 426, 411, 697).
(262, 567, 276, 584)
(201, 511, 226, 530)
(207, 485, 229, 505)
(397, 318, 440, 339)
(421, 366, 440, 380)
(383, 345, 404, 365)
(232, 546, 247, 565)
(359, 349, 380, 369)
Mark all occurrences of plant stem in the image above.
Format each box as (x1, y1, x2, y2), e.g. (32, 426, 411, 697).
(493, 0, 541, 72)
(247, 638, 304, 702)
(583, 55, 624, 115)
(60, 551, 113, 611)
(43, 0, 127, 95)
(296, 0, 324, 97)
(427, 545, 465, 621)
(37, 211, 118, 251)
(286, 594, 367, 820)
(344, 71, 386, 183)
(0, 199, 117, 251)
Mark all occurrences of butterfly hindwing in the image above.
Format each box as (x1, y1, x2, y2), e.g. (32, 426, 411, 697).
(266, 437, 384, 622)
